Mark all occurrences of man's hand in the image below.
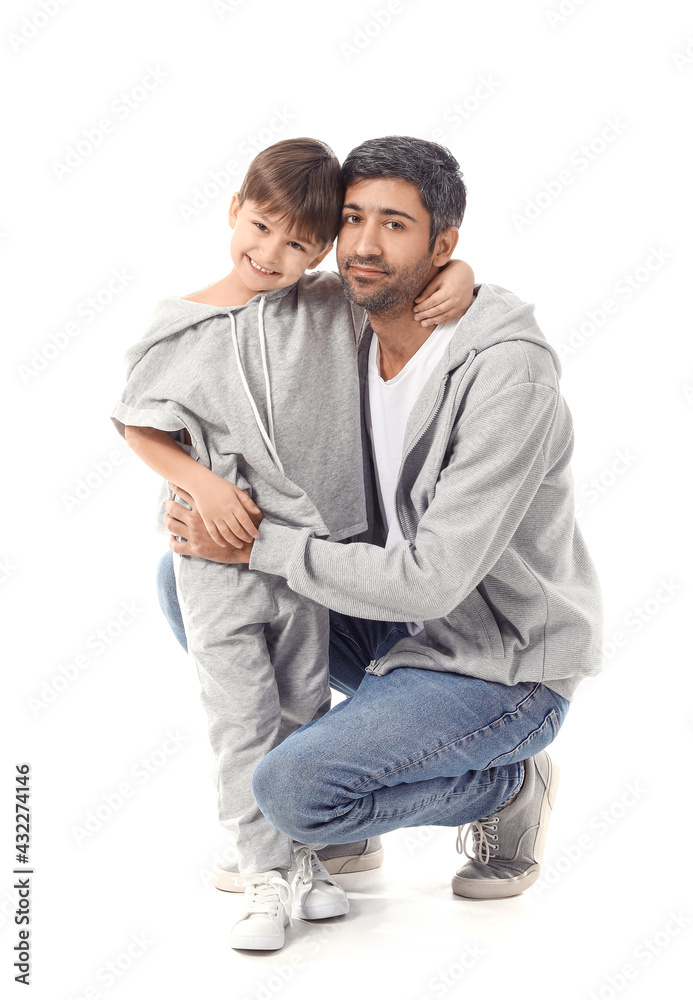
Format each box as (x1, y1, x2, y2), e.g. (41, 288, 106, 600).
(164, 483, 260, 563)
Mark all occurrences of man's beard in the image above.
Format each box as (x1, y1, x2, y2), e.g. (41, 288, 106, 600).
(338, 251, 434, 315)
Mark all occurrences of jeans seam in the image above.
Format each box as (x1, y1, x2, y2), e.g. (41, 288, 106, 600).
(486, 710, 558, 769)
(344, 682, 547, 795)
(332, 620, 406, 664)
(330, 620, 371, 665)
(344, 777, 518, 824)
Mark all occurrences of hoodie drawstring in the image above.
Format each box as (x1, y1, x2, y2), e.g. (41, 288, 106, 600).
(228, 295, 285, 475)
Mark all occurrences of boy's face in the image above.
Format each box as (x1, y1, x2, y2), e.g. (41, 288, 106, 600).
(228, 195, 331, 293)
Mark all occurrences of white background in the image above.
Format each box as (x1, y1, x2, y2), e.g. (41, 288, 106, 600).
(3, 1, 693, 998)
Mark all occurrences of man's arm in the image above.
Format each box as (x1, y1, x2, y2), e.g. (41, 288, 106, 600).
(168, 381, 559, 619)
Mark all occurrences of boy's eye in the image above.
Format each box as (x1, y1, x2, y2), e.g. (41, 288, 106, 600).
(288, 241, 305, 251)
(254, 222, 269, 232)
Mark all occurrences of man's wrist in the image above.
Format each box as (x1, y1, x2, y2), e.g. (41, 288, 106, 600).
(249, 520, 309, 579)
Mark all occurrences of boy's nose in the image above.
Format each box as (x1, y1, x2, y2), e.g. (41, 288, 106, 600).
(257, 237, 282, 266)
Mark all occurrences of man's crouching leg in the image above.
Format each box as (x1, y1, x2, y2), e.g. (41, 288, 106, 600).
(252, 737, 354, 846)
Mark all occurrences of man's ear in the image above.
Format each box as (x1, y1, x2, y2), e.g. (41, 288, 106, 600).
(431, 227, 460, 267)
(228, 192, 241, 228)
(306, 243, 334, 270)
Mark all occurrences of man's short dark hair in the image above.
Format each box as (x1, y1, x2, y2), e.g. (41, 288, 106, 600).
(239, 137, 343, 248)
(341, 136, 467, 250)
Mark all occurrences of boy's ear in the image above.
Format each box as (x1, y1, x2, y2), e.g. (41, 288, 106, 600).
(431, 227, 459, 268)
(307, 243, 334, 270)
(228, 192, 242, 228)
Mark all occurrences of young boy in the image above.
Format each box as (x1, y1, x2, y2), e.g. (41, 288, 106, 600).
(111, 138, 475, 951)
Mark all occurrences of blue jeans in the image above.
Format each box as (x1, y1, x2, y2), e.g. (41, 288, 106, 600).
(157, 549, 569, 843)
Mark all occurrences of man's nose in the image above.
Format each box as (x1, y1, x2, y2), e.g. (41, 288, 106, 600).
(353, 221, 383, 258)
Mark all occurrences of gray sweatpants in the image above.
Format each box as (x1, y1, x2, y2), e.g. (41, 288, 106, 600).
(172, 552, 331, 874)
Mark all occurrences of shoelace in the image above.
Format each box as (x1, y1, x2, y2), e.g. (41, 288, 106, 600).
(456, 815, 501, 865)
(293, 846, 334, 887)
(237, 872, 294, 926)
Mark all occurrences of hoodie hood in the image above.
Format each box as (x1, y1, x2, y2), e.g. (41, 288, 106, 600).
(123, 284, 295, 379)
(125, 291, 291, 476)
(444, 283, 562, 377)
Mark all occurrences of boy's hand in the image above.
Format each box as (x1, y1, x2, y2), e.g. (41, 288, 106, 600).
(187, 474, 262, 548)
(413, 259, 475, 327)
(165, 485, 254, 563)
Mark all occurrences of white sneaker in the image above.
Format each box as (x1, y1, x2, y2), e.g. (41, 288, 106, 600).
(213, 837, 384, 892)
(290, 846, 349, 920)
(229, 871, 293, 951)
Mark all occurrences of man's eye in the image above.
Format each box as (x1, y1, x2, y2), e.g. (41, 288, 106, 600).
(386, 221, 403, 230)
(343, 214, 360, 224)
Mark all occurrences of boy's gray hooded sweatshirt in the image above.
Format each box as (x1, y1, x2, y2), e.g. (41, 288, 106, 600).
(111, 272, 367, 541)
(250, 283, 604, 702)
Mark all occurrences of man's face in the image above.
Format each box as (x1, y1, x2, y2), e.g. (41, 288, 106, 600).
(336, 177, 436, 314)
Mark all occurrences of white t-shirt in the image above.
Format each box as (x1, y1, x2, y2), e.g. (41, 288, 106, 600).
(366, 319, 459, 635)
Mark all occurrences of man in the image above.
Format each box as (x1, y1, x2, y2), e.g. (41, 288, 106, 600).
(158, 135, 603, 899)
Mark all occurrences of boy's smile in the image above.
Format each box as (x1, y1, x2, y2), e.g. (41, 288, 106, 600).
(227, 194, 332, 299)
(246, 256, 279, 277)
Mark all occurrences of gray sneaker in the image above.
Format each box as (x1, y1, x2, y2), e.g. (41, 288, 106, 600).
(316, 837, 384, 875)
(213, 837, 384, 892)
(452, 751, 559, 899)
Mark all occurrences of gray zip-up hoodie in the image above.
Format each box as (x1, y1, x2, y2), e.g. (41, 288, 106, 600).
(111, 271, 368, 542)
(249, 283, 604, 701)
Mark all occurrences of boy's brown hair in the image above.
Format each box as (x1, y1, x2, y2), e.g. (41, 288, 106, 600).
(238, 138, 343, 249)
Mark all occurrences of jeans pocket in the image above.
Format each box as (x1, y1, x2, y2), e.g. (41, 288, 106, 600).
(485, 708, 560, 769)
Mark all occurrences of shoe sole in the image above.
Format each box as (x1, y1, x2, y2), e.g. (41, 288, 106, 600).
(214, 847, 385, 892)
(214, 870, 255, 893)
(230, 912, 289, 951)
(451, 756, 560, 900)
(321, 846, 385, 876)
(293, 898, 350, 920)
(230, 931, 285, 951)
